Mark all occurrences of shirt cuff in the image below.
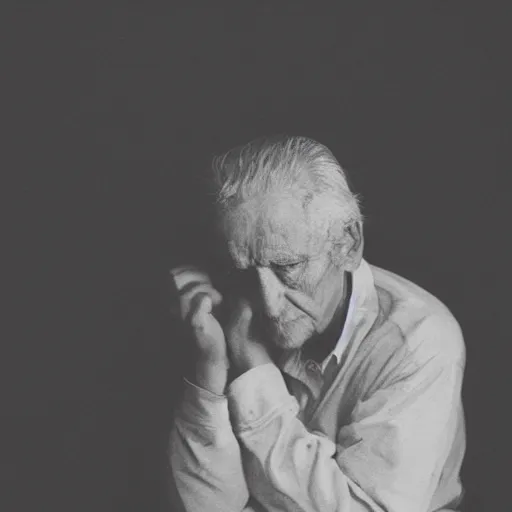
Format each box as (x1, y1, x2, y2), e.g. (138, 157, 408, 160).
(178, 378, 230, 428)
(227, 363, 297, 432)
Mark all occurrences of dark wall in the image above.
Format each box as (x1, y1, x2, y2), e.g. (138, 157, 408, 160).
(5, 5, 508, 511)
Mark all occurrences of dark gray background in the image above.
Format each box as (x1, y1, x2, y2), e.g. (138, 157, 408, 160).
(4, 4, 508, 511)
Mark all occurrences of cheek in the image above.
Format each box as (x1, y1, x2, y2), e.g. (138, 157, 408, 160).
(301, 258, 337, 299)
(280, 258, 341, 321)
(312, 267, 344, 317)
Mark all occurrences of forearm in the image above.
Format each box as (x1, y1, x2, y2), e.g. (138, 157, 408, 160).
(170, 380, 250, 512)
(228, 365, 381, 512)
(227, 360, 462, 512)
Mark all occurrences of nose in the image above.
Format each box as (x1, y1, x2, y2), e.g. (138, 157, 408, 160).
(255, 267, 286, 319)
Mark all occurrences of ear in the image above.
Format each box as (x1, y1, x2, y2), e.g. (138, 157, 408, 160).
(340, 221, 364, 271)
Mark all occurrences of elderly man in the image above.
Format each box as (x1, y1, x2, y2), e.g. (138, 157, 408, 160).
(169, 136, 466, 512)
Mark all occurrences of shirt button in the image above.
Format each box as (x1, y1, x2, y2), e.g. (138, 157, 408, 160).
(306, 360, 320, 374)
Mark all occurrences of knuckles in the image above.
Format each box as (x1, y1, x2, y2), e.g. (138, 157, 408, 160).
(190, 312, 206, 332)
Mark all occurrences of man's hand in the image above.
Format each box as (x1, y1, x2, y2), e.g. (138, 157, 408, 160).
(170, 266, 229, 395)
(225, 298, 273, 377)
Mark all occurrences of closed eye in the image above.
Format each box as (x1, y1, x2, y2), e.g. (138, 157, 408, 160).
(272, 261, 306, 274)
(274, 261, 301, 268)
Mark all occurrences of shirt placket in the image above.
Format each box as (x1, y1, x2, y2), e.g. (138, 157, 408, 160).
(281, 355, 325, 420)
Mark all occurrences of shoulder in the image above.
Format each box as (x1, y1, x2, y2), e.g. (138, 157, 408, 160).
(369, 263, 466, 369)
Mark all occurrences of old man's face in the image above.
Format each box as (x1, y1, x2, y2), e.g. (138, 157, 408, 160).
(216, 192, 353, 351)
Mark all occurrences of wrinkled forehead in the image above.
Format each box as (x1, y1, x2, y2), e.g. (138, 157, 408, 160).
(218, 193, 333, 266)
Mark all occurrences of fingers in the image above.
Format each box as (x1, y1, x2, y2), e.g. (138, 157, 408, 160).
(181, 282, 222, 306)
(239, 299, 253, 321)
(170, 266, 223, 320)
(170, 266, 211, 289)
(189, 293, 212, 331)
(224, 297, 252, 332)
(169, 267, 228, 371)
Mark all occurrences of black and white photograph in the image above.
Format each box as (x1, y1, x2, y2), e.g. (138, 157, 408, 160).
(4, 4, 508, 511)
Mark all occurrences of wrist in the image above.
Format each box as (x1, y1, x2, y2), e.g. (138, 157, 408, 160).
(191, 358, 229, 395)
(232, 346, 272, 373)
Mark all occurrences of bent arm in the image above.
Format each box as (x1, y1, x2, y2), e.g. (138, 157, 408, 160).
(170, 379, 251, 512)
(228, 354, 464, 512)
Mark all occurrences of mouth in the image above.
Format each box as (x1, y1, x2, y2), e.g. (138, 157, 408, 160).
(264, 315, 310, 339)
(251, 312, 311, 344)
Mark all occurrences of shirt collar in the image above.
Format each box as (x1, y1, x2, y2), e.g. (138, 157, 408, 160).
(320, 259, 378, 372)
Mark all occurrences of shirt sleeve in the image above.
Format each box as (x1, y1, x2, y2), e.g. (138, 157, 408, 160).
(170, 379, 250, 512)
(227, 334, 464, 512)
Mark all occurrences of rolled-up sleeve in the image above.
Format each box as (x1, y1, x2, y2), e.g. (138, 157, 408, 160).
(227, 334, 464, 512)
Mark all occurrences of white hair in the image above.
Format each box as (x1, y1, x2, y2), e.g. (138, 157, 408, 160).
(210, 135, 362, 229)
